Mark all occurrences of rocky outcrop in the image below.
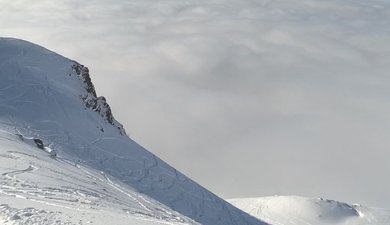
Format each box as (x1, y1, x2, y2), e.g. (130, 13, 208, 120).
(33, 139, 44, 149)
(84, 96, 114, 124)
(72, 62, 126, 135)
(72, 63, 97, 97)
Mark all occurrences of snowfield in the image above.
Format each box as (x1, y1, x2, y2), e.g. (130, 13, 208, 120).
(0, 130, 195, 225)
(229, 196, 390, 225)
(0, 38, 264, 225)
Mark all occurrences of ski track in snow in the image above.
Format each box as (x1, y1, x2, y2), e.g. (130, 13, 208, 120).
(0, 134, 196, 225)
(0, 125, 195, 225)
(2, 165, 36, 177)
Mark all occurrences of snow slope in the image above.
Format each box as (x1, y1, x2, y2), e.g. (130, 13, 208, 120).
(0, 38, 265, 225)
(0, 130, 195, 225)
(228, 196, 390, 225)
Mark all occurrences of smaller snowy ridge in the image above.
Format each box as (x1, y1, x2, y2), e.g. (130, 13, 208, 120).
(228, 196, 390, 225)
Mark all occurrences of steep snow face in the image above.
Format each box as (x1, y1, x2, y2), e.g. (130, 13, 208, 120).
(228, 196, 390, 225)
(0, 38, 265, 225)
(0, 130, 196, 225)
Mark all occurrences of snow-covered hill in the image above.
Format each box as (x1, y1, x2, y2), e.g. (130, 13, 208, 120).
(0, 38, 265, 225)
(228, 196, 390, 225)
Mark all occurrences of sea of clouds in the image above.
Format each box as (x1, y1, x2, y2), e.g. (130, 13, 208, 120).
(1, 0, 390, 208)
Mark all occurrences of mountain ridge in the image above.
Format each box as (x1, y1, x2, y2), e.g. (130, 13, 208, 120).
(0, 37, 266, 225)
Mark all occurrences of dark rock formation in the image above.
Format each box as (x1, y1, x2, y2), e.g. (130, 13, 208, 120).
(71, 63, 97, 97)
(71, 62, 126, 136)
(82, 96, 114, 124)
(34, 139, 44, 149)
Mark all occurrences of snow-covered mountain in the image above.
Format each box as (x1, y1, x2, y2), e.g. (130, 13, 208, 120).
(228, 196, 390, 225)
(0, 37, 265, 225)
(2, 37, 389, 225)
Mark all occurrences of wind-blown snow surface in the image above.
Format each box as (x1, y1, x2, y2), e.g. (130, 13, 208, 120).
(0, 130, 194, 225)
(0, 38, 265, 225)
(229, 196, 390, 225)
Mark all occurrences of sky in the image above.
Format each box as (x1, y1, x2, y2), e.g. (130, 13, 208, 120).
(1, 0, 390, 208)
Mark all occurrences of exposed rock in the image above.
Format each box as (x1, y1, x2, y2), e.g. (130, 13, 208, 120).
(71, 63, 97, 97)
(72, 62, 126, 136)
(82, 95, 114, 124)
(33, 139, 44, 149)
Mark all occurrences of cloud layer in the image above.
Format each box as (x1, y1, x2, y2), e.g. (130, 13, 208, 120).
(1, 0, 390, 207)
